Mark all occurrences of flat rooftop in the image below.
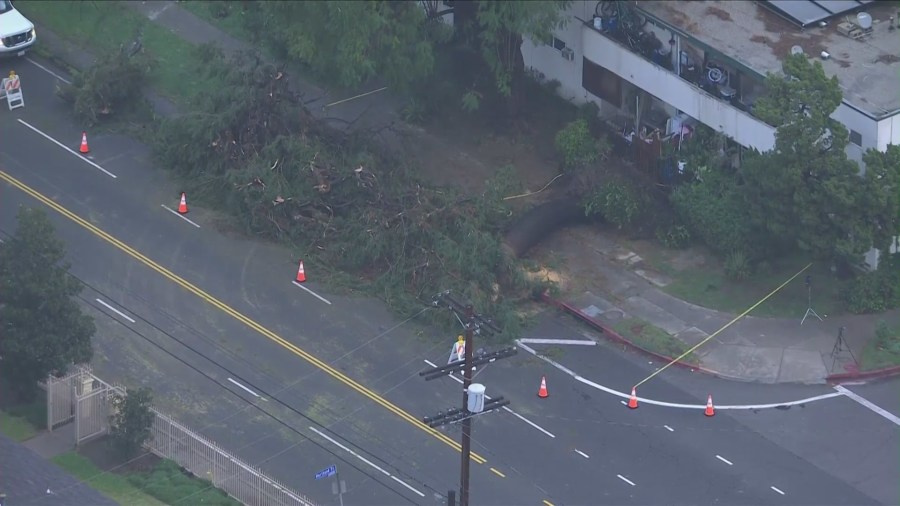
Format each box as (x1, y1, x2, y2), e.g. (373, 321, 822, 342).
(638, 0, 900, 119)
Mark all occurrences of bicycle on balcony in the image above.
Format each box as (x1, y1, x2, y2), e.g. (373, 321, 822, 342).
(596, 0, 648, 35)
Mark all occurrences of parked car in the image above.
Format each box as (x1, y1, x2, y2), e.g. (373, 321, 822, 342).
(0, 0, 35, 57)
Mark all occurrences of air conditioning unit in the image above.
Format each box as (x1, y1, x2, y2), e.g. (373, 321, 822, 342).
(561, 47, 575, 61)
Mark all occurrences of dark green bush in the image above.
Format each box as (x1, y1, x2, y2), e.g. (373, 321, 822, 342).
(583, 180, 643, 229)
(843, 255, 900, 314)
(670, 170, 763, 257)
(724, 250, 751, 281)
(656, 224, 692, 249)
(56, 49, 150, 127)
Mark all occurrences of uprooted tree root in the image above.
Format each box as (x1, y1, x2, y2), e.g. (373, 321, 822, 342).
(152, 47, 542, 336)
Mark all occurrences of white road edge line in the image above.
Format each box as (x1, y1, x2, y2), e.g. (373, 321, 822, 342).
(292, 280, 332, 305)
(26, 57, 72, 84)
(501, 406, 556, 438)
(309, 426, 390, 476)
(16, 119, 117, 179)
(664, 425, 674, 432)
(227, 378, 259, 398)
(574, 449, 590, 459)
(390, 475, 425, 498)
(161, 205, 201, 228)
(770, 486, 785, 495)
(518, 338, 597, 346)
(834, 385, 900, 426)
(424, 360, 438, 368)
(517, 340, 845, 410)
(617, 474, 636, 486)
(715, 455, 733, 466)
(95, 298, 136, 323)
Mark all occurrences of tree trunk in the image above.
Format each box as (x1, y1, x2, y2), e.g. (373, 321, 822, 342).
(450, 0, 479, 43)
(504, 31, 526, 118)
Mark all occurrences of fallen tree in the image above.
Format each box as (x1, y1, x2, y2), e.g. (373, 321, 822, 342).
(152, 48, 536, 336)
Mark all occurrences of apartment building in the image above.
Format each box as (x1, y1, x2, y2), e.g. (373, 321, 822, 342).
(522, 0, 900, 163)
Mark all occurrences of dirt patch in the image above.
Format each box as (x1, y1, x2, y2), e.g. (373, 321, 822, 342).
(662, 6, 700, 34)
(78, 437, 161, 474)
(875, 54, 900, 64)
(750, 35, 772, 45)
(705, 5, 733, 21)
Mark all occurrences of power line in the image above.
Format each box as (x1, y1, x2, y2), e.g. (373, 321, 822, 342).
(0, 228, 437, 505)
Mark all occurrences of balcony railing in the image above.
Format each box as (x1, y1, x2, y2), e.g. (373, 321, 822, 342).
(582, 18, 776, 152)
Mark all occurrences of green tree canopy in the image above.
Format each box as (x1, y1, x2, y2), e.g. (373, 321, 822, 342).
(741, 54, 880, 264)
(0, 207, 94, 399)
(260, 1, 436, 91)
(110, 387, 154, 458)
(860, 144, 900, 252)
(450, 0, 571, 114)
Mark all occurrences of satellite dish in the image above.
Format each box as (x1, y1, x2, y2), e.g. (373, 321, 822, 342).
(857, 12, 872, 30)
(791, 45, 804, 55)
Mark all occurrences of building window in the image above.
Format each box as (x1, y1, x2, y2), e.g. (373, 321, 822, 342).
(849, 129, 862, 146)
(547, 36, 567, 51)
(582, 57, 622, 107)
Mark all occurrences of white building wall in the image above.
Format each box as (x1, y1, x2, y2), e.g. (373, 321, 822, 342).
(522, 2, 592, 106)
(832, 103, 878, 164)
(876, 113, 900, 151)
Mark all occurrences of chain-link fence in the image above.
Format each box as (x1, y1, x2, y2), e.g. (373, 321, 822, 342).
(42, 366, 316, 506)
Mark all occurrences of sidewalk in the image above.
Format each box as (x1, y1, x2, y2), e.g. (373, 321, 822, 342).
(32, 1, 900, 386)
(546, 237, 900, 384)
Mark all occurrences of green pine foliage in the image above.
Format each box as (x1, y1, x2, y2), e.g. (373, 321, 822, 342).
(152, 49, 534, 337)
(0, 208, 95, 400)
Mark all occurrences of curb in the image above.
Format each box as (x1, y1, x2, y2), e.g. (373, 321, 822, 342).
(827, 364, 900, 383)
(540, 292, 727, 379)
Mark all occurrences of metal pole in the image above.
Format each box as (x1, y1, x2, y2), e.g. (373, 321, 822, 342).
(459, 304, 475, 506)
(335, 471, 344, 506)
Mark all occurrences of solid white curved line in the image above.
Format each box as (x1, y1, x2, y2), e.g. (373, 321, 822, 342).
(517, 340, 845, 411)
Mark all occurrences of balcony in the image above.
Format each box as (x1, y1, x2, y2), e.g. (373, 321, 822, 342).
(581, 18, 776, 153)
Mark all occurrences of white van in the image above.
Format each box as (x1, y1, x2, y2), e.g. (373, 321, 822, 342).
(0, 0, 35, 57)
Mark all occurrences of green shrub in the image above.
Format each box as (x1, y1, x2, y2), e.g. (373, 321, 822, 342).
(843, 257, 900, 314)
(576, 101, 602, 130)
(671, 169, 764, 257)
(554, 119, 607, 170)
(56, 49, 151, 127)
(128, 460, 238, 506)
(656, 224, 692, 249)
(584, 180, 642, 229)
(724, 250, 751, 281)
(874, 321, 900, 354)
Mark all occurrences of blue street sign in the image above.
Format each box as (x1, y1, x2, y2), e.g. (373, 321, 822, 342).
(315, 465, 337, 481)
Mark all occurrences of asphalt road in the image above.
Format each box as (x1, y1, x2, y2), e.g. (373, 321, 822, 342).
(2, 56, 897, 506)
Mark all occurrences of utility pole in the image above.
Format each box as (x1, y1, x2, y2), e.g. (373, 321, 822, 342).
(421, 290, 516, 506)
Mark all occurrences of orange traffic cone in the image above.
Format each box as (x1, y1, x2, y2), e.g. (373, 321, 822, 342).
(704, 394, 715, 417)
(537, 376, 549, 398)
(177, 192, 189, 214)
(295, 261, 307, 283)
(79, 132, 90, 154)
(628, 388, 638, 409)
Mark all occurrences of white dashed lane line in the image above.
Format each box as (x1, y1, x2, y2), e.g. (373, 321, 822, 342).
(574, 449, 590, 459)
(664, 425, 674, 432)
(770, 486, 786, 495)
(617, 474, 636, 486)
(715, 455, 733, 466)
(292, 280, 332, 305)
(161, 204, 201, 228)
(95, 298, 136, 323)
(17, 119, 118, 179)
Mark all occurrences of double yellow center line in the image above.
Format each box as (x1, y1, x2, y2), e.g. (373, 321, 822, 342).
(0, 170, 487, 465)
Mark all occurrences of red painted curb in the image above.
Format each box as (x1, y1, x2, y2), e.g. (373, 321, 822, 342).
(827, 365, 900, 383)
(540, 293, 724, 378)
